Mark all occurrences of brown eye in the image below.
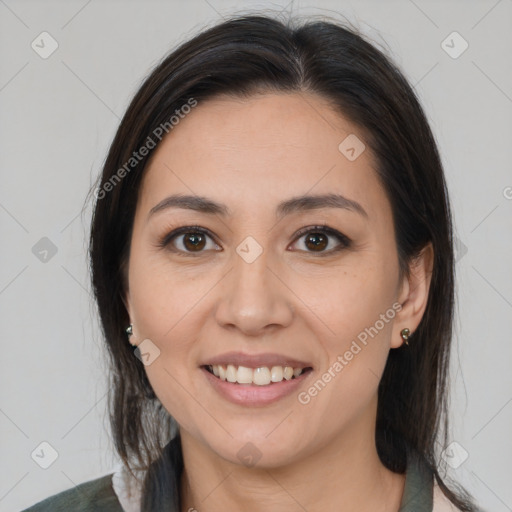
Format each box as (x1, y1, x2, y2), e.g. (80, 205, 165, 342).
(182, 232, 207, 251)
(304, 232, 329, 251)
(290, 226, 350, 255)
(160, 226, 221, 255)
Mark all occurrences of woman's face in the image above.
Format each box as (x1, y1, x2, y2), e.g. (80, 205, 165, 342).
(125, 92, 420, 467)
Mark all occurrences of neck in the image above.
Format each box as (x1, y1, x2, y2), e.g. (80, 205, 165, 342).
(179, 396, 405, 512)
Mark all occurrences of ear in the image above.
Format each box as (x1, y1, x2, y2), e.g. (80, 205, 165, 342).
(122, 289, 139, 347)
(391, 243, 434, 349)
(122, 291, 131, 317)
(120, 260, 132, 318)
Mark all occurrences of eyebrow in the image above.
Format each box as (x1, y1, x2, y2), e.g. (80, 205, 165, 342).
(147, 193, 368, 221)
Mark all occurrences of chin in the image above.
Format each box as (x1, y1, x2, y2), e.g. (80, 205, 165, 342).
(204, 431, 307, 470)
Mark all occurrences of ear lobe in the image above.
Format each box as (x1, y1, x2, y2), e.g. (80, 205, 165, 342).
(391, 243, 434, 349)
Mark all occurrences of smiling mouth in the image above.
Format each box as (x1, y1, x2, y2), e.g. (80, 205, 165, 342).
(203, 364, 313, 386)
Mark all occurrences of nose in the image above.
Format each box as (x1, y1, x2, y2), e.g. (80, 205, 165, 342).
(214, 246, 294, 337)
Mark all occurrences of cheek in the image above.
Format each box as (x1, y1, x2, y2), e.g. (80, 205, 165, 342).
(128, 267, 205, 430)
(144, 355, 207, 438)
(127, 260, 193, 383)
(293, 258, 398, 347)
(291, 258, 398, 412)
(296, 284, 396, 442)
(128, 245, 208, 340)
(126, 247, 222, 405)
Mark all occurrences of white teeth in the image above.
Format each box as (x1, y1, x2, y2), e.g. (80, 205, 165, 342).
(271, 366, 283, 382)
(226, 364, 237, 383)
(236, 365, 253, 384)
(208, 364, 307, 385)
(253, 367, 271, 386)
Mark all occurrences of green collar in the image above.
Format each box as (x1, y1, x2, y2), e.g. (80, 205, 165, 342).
(399, 449, 434, 511)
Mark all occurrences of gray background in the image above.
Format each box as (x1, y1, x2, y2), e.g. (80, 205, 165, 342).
(1, 0, 511, 510)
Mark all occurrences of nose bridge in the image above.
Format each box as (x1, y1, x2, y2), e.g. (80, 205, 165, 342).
(214, 240, 294, 334)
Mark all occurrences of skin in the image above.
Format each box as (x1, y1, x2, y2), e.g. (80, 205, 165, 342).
(124, 92, 433, 512)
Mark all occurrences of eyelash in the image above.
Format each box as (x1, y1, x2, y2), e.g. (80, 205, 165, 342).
(157, 224, 351, 257)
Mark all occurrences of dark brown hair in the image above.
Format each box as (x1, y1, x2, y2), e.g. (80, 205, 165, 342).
(88, 13, 480, 511)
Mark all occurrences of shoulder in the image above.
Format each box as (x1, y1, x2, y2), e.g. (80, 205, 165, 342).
(21, 473, 124, 512)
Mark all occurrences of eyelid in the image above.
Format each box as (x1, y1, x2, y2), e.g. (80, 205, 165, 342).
(158, 225, 221, 252)
(291, 225, 350, 242)
(289, 225, 351, 253)
(158, 224, 351, 255)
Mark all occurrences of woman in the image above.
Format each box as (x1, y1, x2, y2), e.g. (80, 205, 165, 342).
(24, 13, 483, 512)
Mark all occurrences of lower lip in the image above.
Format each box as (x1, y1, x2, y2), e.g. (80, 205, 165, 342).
(201, 367, 312, 407)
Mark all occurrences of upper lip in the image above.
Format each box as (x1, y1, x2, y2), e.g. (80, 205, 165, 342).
(201, 351, 313, 369)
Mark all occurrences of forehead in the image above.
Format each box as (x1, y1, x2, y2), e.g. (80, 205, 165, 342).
(148, 92, 363, 160)
(138, 92, 386, 220)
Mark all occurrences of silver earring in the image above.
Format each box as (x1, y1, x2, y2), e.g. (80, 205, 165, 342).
(126, 324, 136, 346)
